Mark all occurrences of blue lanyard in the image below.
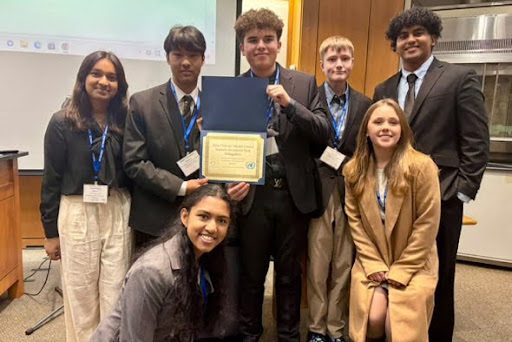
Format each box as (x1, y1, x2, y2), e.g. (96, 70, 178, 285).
(250, 65, 280, 124)
(87, 125, 109, 181)
(199, 266, 208, 305)
(169, 81, 200, 152)
(376, 187, 388, 212)
(330, 92, 349, 146)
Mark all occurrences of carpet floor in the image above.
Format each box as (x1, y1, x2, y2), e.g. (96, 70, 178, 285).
(0, 248, 511, 341)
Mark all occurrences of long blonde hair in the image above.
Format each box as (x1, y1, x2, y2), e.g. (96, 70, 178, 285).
(343, 99, 416, 198)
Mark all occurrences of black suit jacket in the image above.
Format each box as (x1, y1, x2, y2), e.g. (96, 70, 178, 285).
(239, 66, 330, 215)
(123, 82, 201, 236)
(315, 83, 371, 215)
(373, 58, 489, 201)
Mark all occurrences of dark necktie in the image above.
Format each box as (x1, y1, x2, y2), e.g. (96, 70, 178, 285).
(404, 73, 418, 118)
(181, 95, 194, 127)
(331, 94, 346, 123)
(331, 94, 346, 107)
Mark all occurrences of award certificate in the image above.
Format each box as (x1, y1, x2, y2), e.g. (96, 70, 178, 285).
(201, 131, 265, 184)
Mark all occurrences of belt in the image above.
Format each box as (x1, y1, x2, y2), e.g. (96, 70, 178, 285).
(266, 177, 287, 189)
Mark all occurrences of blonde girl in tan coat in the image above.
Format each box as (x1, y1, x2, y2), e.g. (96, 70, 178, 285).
(343, 99, 441, 342)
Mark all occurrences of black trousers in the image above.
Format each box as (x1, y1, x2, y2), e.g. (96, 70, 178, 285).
(429, 197, 463, 342)
(238, 184, 308, 341)
(133, 229, 158, 249)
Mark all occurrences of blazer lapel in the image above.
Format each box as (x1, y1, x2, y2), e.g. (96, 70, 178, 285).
(318, 84, 336, 143)
(160, 83, 186, 157)
(278, 66, 293, 140)
(384, 73, 400, 100)
(409, 58, 444, 124)
(360, 181, 388, 257)
(339, 86, 359, 147)
(384, 188, 405, 240)
(318, 83, 329, 114)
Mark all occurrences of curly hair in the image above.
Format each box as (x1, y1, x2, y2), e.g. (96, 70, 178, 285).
(234, 8, 284, 43)
(65, 51, 128, 134)
(386, 6, 443, 51)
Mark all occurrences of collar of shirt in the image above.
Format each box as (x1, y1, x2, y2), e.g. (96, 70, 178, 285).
(170, 79, 199, 105)
(324, 81, 349, 105)
(324, 82, 350, 124)
(249, 63, 279, 84)
(398, 55, 434, 109)
(400, 54, 434, 82)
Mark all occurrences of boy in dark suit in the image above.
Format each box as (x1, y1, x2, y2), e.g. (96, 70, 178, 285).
(373, 7, 489, 341)
(307, 36, 371, 342)
(123, 26, 208, 245)
(232, 8, 330, 341)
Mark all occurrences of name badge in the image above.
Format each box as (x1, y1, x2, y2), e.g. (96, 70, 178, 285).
(265, 137, 279, 156)
(320, 146, 346, 170)
(177, 150, 200, 177)
(83, 183, 108, 203)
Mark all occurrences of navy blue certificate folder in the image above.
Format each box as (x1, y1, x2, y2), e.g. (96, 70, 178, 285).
(200, 76, 268, 184)
(201, 76, 268, 131)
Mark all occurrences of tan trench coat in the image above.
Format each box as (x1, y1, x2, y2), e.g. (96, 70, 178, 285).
(345, 153, 441, 342)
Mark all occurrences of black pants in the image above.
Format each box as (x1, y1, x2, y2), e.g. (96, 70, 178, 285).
(429, 197, 463, 342)
(133, 229, 158, 249)
(238, 184, 308, 341)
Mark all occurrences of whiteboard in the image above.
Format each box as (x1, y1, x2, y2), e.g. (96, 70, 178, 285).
(0, 0, 237, 170)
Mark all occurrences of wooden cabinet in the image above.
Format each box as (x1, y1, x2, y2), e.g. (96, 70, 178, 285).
(20, 175, 45, 247)
(0, 153, 26, 298)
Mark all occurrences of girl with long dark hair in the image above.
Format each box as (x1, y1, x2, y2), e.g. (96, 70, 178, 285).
(92, 184, 234, 341)
(40, 50, 131, 341)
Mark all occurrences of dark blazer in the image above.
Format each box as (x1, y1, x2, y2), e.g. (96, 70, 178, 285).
(123, 82, 201, 236)
(239, 66, 330, 215)
(315, 83, 371, 214)
(373, 58, 489, 201)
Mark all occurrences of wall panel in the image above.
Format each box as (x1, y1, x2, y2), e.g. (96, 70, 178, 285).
(287, 0, 404, 97)
(365, 0, 404, 96)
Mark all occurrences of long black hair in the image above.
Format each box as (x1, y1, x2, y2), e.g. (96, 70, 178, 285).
(65, 50, 128, 134)
(134, 184, 235, 339)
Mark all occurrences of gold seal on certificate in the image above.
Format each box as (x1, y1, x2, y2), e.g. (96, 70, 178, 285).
(201, 132, 265, 183)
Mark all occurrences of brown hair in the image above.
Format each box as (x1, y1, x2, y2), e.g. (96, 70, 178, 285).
(319, 35, 354, 60)
(343, 99, 416, 198)
(234, 8, 284, 43)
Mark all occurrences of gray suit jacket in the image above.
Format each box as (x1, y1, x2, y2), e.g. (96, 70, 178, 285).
(92, 234, 184, 341)
(239, 66, 331, 215)
(123, 82, 201, 235)
(373, 58, 489, 200)
(315, 83, 371, 214)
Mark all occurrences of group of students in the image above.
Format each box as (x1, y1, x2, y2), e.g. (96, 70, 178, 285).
(40, 6, 489, 342)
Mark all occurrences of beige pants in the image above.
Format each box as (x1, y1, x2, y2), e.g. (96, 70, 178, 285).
(58, 188, 132, 342)
(307, 186, 354, 339)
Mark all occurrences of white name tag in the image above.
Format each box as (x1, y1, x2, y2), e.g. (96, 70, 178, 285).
(83, 183, 108, 203)
(265, 137, 279, 156)
(177, 150, 200, 177)
(320, 146, 346, 170)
